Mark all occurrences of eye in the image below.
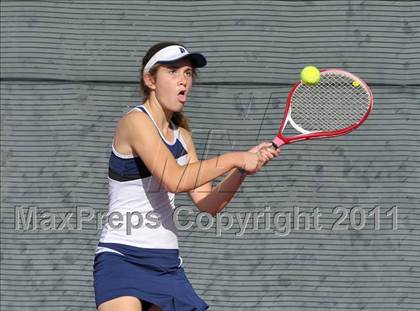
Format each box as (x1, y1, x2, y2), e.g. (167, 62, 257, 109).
(168, 68, 177, 75)
(185, 70, 193, 78)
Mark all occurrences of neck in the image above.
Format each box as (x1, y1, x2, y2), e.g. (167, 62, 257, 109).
(144, 93, 173, 131)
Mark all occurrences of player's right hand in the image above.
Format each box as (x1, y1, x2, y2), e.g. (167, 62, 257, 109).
(237, 152, 264, 175)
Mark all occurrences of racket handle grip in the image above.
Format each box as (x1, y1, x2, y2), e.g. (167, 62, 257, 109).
(272, 137, 285, 149)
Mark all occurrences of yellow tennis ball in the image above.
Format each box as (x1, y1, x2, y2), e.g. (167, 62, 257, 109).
(352, 80, 361, 87)
(300, 66, 320, 85)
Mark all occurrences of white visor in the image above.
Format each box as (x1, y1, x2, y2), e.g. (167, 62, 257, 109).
(143, 45, 207, 74)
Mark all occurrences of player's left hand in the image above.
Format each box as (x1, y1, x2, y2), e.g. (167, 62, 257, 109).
(248, 141, 280, 166)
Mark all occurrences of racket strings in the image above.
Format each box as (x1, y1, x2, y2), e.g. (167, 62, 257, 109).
(290, 71, 371, 133)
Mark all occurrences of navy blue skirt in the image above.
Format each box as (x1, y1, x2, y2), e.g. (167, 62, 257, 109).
(93, 242, 209, 311)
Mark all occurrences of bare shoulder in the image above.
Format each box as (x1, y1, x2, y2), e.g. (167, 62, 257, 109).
(113, 109, 157, 155)
(115, 109, 157, 138)
(120, 109, 152, 127)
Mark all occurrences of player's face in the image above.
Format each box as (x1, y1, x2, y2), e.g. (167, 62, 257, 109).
(152, 59, 194, 112)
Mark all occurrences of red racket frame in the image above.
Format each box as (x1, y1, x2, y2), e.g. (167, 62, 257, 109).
(272, 69, 373, 148)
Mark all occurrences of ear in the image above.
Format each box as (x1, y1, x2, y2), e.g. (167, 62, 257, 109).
(143, 73, 156, 91)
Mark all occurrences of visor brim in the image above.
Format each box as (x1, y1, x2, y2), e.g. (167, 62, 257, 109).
(157, 53, 207, 68)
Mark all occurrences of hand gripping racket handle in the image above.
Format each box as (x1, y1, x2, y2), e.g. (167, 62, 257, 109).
(272, 136, 286, 149)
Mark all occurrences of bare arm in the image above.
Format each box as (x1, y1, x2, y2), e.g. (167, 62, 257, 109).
(191, 168, 247, 216)
(121, 112, 262, 193)
(181, 127, 279, 216)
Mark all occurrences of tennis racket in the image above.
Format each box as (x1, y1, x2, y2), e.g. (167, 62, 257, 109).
(272, 69, 373, 148)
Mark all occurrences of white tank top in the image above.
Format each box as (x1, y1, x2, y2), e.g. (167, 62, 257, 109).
(97, 105, 189, 251)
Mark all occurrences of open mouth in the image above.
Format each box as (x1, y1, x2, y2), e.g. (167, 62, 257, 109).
(177, 90, 187, 102)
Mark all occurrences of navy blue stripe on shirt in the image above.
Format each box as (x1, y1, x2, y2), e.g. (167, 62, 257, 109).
(108, 106, 188, 182)
(109, 153, 152, 180)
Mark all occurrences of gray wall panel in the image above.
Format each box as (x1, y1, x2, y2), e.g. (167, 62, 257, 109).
(1, 1, 419, 310)
(1, 81, 419, 310)
(1, 1, 419, 84)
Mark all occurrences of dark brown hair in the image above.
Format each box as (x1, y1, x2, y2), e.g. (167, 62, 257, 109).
(140, 42, 193, 131)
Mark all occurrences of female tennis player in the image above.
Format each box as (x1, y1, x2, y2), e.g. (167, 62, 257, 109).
(93, 42, 280, 311)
